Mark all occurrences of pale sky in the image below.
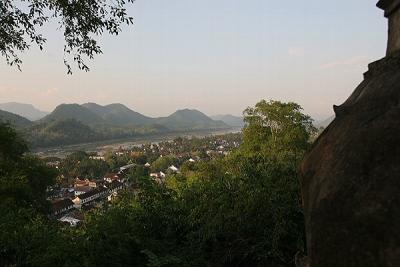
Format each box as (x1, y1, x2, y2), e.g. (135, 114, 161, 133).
(0, 0, 387, 120)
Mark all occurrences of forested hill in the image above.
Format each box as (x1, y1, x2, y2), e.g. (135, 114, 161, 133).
(156, 109, 229, 130)
(3, 103, 232, 148)
(42, 103, 228, 130)
(27, 119, 100, 148)
(41, 104, 106, 125)
(82, 102, 153, 126)
(0, 109, 32, 128)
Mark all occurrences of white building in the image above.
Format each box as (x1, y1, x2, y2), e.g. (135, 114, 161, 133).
(168, 165, 179, 172)
(58, 216, 81, 227)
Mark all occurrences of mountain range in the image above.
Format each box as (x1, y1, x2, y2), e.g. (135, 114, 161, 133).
(39, 103, 229, 129)
(0, 102, 237, 148)
(210, 114, 245, 127)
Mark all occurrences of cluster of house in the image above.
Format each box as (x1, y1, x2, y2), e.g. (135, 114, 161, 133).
(149, 164, 181, 184)
(43, 134, 243, 227)
(104, 136, 241, 159)
(50, 172, 125, 226)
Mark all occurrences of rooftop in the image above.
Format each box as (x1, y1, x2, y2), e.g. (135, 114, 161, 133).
(76, 186, 107, 200)
(51, 199, 74, 212)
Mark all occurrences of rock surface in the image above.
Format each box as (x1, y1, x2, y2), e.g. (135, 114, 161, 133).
(300, 51, 400, 266)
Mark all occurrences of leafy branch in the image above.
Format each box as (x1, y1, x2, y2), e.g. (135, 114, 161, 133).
(0, 0, 135, 74)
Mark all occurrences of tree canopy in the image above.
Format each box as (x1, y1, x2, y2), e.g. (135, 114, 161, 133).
(243, 100, 316, 159)
(0, 123, 58, 266)
(0, 0, 135, 73)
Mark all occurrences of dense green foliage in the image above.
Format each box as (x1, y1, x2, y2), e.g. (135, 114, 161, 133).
(28, 119, 100, 147)
(0, 123, 58, 266)
(150, 156, 179, 172)
(0, 100, 314, 266)
(59, 151, 110, 184)
(25, 118, 163, 148)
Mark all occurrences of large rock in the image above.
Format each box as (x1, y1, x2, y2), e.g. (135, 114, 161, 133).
(300, 2, 400, 266)
(300, 47, 400, 267)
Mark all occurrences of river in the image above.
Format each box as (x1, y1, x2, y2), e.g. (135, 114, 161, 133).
(34, 127, 242, 158)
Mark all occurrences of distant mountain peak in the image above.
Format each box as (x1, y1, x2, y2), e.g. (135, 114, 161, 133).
(82, 103, 152, 126)
(210, 114, 245, 127)
(106, 103, 128, 107)
(156, 109, 229, 130)
(0, 102, 49, 121)
(29, 102, 232, 140)
(42, 103, 105, 125)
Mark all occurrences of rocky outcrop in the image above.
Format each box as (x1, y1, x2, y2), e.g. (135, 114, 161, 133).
(300, 51, 400, 267)
(378, 0, 400, 55)
(300, 1, 400, 266)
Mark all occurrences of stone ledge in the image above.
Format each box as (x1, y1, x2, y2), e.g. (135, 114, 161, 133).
(364, 51, 400, 79)
(377, 0, 400, 17)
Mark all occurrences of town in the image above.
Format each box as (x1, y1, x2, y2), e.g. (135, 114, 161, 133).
(47, 133, 242, 226)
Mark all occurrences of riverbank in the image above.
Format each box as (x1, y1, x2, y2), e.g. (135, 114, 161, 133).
(34, 127, 242, 158)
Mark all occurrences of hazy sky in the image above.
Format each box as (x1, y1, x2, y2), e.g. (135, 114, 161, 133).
(0, 0, 387, 120)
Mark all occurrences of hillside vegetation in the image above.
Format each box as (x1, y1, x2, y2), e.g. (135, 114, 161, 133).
(156, 109, 228, 130)
(0, 109, 32, 128)
(82, 103, 153, 126)
(3, 103, 231, 148)
(28, 119, 100, 147)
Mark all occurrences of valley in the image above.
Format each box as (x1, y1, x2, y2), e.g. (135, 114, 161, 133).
(33, 127, 242, 158)
(0, 102, 244, 149)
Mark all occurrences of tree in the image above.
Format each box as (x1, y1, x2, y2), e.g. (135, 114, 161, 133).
(0, 122, 27, 169)
(243, 100, 316, 163)
(0, 0, 135, 73)
(0, 123, 56, 212)
(125, 164, 149, 185)
(104, 150, 131, 170)
(0, 123, 58, 266)
(59, 151, 110, 182)
(151, 156, 178, 173)
(175, 100, 315, 266)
